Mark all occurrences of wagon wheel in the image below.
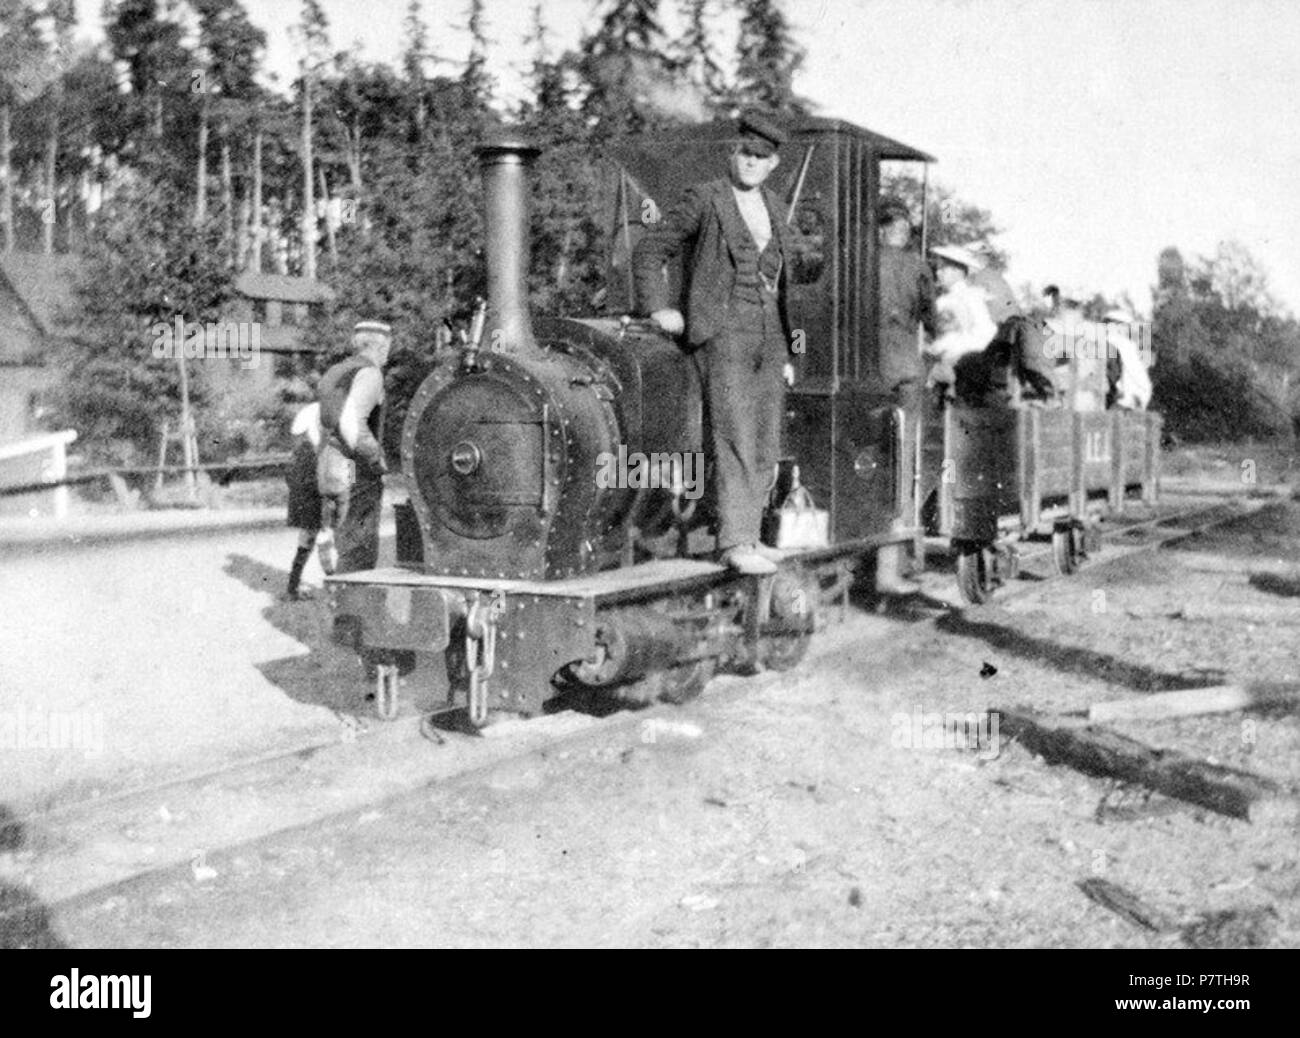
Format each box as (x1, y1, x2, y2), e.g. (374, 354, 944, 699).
(1052, 522, 1082, 575)
(609, 657, 717, 707)
(657, 657, 718, 705)
(760, 571, 816, 672)
(956, 543, 997, 605)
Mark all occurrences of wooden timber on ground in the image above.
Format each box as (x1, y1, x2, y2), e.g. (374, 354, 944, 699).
(996, 708, 1292, 822)
(1170, 553, 1300, 577)
(1178, 603, 1300, 623)
(1123, 600, 1300, 622)
(1077, 878, 1177, 932)
(1088, 684, 1300, 724)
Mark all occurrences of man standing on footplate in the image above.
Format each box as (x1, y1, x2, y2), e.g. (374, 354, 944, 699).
(633, 112, 795, 576)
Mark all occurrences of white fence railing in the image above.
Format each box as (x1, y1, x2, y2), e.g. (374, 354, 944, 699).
(0, 430, 78, 519)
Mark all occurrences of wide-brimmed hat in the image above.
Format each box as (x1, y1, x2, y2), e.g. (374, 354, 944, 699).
(929, 244, 981, 271)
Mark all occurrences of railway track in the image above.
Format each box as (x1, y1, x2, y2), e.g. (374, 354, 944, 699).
(0, 488, 1280, 936)
(1023, 492, 1277, 579)
(917, 491, 1278, 610)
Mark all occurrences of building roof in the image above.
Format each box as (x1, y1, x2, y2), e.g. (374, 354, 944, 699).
(0, 252, 84, 336)
(235, 272, 336, 305)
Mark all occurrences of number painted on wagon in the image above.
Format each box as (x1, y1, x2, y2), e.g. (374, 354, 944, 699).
(1084, 430, 1110, 463)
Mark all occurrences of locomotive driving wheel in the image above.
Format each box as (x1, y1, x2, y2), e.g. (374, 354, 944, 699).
(956, 543, 997, 605)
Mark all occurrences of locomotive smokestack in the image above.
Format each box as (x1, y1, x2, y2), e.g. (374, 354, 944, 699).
(476, 136, 541, 354)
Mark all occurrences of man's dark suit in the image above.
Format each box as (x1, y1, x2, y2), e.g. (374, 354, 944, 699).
(633, 178, 793, 552)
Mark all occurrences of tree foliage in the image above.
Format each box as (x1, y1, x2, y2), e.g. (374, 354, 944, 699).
(879, 168, 1006, 266)
(1151, 241, 1299, 443)
(733, 0, 806, 113)
(51, 173, 234, 463)
(16, 0, 1298, 464)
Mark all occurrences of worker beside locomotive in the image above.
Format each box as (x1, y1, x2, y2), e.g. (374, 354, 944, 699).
(876, 196, 934, 595)
(317, 321, 394, 577)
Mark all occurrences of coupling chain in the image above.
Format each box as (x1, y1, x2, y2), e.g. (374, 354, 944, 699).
(465, 590, 506, 726)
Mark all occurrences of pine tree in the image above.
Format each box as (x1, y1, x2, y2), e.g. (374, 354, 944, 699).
(294, 0, 330, 279)
(733, 0, 805, 113)
(401, 0, 432, 140)
(190, 1, 265, 260)
(673, 0, 725, 103)
(521, 2, 579, 140)
(459, 0, 495, 115)
(105, 0, 192, 147)
(577, 0, 674, 137)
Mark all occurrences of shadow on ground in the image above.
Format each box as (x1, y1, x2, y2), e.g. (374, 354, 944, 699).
(1249, 572, 1300, 598)
(0, 805, 64, 949)
(222, 552, 375, 718)
(1168, 502, 1300, 561)
(933, 612, 1226, 692)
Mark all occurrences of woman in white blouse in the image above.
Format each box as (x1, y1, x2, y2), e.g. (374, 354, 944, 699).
(925, 245, 997, 393)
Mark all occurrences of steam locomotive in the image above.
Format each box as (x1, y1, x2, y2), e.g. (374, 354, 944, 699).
(326, 116, 1161, 724)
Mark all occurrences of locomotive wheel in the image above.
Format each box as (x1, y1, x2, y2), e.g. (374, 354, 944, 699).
(760, 571, 816, 671)
(1052, 523, 1082, 575)
(956, 544, 996, 605)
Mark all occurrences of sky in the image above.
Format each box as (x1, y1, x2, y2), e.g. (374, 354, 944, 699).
(68, 0, 1300, 315)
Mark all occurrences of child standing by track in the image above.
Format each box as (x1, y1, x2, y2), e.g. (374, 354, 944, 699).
(284, 401, 328, 600)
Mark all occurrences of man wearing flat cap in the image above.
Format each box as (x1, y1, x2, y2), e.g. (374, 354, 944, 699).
(875, 196, 935, 594)
(632, 111, 794, 575)
(316, 320, 393, 575)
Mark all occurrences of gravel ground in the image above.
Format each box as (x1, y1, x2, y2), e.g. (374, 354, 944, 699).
(36, 489, 1300, 949)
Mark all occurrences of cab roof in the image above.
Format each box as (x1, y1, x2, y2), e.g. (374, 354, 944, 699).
(618, 115, 935, 164)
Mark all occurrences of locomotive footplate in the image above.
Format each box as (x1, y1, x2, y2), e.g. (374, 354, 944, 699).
(327, 559, 738, 720)
(327, 545, 898, 720)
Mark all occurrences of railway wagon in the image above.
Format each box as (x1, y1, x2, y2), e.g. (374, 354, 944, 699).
(926, 351, 1163, 604)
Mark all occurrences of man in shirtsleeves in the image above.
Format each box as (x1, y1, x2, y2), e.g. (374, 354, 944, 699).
(316, 320, 392, 576)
